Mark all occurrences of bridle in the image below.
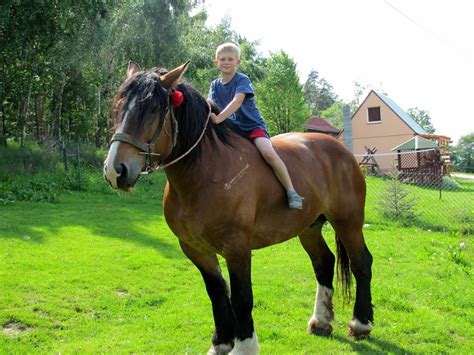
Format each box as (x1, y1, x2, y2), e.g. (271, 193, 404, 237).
(110, 90, 211, 174)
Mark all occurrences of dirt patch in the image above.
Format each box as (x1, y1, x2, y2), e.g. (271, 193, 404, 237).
(2, 321, 29, 336)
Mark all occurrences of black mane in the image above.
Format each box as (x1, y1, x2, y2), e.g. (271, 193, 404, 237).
(113, 70, 245, 166)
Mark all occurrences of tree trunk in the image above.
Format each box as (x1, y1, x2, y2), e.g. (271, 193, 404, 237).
(54, 81, 66, 142)
(19, 77, 33, 147)
(0, 106, 6, 146)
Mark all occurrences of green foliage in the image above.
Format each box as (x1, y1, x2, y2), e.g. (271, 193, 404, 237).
(319, 100, 345, 128)
(365, 175, 473, 234)
(439, 175, 461, 190)
(0, 174, 61, 204)
(303, 70, 337, 116)
(407, 107, 436, 134)
(452, 132, 474, 173)
(377, 171, 418, 226)
(255, 51, 308, 135)
(0, 141, 105, 202)
(0, 141, 61, 176)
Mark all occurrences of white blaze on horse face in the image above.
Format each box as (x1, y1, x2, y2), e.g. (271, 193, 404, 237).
(104, 99, 135, 188)
(229, 332, 259, 355)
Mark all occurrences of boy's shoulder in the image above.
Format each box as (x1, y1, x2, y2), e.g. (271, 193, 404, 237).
(235, 72, 251, 81)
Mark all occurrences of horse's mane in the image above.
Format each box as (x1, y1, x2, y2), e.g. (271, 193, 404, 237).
(112, 69, 246, 167)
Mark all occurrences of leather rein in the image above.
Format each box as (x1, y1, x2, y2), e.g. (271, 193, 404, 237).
(110, 93, 211, 174)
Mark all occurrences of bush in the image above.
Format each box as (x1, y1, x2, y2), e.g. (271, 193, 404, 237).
(0, 141, 107, 202)
(0, 141, 62, 177)
(0, 174, 63, 204)
(377, 171, 418, 226)
(439, 176, 461, 190)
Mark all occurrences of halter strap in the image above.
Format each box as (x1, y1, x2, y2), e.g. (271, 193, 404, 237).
(157, 101, 211, 170)
(110, 132, 152, 152)
(110, 100, 212, 174)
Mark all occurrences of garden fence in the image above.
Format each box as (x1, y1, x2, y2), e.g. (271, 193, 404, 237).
(355, 150, 473, 235)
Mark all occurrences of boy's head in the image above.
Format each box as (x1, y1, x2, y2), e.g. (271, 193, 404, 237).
(215, 42, 240, 60)
(214, 42, 241, 75)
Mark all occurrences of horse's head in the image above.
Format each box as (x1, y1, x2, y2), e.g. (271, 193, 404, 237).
(104, 61, 189, 191)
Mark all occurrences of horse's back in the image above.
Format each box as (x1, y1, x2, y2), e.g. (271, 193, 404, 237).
(271, 132, 365, 223)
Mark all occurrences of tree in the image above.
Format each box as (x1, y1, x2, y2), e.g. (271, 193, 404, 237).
(406, 107, 435, 134)
(180, 15, 265, 95)
(0, 0, 204, 146)
(377, 169, 417, 226)
(255, 52, 308, 135)
(452, 133, 474, 173)
(320, 100, 345, 129)
(303, 70, 337, 116)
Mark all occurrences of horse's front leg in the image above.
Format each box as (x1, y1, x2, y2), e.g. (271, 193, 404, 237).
(224, 247, 260, 354)
(179, 241, 235, 354)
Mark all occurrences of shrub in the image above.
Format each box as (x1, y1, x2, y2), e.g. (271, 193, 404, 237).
(439, 176, 461, 190)
(377, 171, 418, 226)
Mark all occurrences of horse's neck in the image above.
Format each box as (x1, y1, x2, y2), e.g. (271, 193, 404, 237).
(164, 133, 255, 194)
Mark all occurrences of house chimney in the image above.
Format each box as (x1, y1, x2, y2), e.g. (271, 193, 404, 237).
(343, 105, 353, 152)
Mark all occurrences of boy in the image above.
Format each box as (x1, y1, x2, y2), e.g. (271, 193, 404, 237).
(208, 42, 304, 209)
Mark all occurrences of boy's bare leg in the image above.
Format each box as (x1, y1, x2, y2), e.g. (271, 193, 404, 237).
(254, 137, 304, 209)
(254, 137, 293, 190)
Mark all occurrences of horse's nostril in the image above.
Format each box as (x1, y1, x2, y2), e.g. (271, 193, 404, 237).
(114, 162, 123, 175)
(119, 164, 127, 177)
(116, 163, 129, 189)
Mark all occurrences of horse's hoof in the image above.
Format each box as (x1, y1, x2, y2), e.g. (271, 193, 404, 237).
(348, 319, 372, 340)
(308, 318, 333, 336)
(207, 343, 233, 355)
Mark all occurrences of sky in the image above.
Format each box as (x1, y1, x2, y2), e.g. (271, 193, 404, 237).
(201, 0, 474, 144)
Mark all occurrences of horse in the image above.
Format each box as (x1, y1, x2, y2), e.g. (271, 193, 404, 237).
(104, 61, 373, 354)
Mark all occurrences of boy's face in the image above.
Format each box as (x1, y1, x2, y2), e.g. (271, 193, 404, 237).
(214, 50, 240, 75)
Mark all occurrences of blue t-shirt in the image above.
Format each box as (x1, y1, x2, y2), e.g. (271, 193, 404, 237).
(208, 72, 267, 133)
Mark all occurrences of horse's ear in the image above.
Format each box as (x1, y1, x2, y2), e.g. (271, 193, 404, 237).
(127, 61, 141, 78)
(160, 61, 190, 90)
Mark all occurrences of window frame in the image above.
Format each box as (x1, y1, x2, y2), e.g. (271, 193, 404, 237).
(367, 106, 382, 124)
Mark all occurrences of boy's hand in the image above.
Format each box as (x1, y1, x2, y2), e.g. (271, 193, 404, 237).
(210, 113, 221, 124)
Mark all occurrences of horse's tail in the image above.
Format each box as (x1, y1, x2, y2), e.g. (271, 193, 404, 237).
(336, 235, 352, 302)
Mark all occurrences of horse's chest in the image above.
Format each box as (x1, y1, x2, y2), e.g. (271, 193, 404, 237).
(164, 203, 216, 252)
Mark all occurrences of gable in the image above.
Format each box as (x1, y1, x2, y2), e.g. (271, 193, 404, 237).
(376, 92, 427, 134)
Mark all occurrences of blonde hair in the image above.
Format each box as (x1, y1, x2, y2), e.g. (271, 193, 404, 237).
(215, 42, 241, 59)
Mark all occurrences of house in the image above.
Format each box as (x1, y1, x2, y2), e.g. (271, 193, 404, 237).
(305, 116, 341, 137)
(338, 90, 450, 173)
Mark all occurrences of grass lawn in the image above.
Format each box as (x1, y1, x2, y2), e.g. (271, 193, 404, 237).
(1, 173, 473, 353)
(365, 175, 473, 233)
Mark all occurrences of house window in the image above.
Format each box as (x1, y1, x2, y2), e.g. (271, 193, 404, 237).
(368, 107, 381, 123)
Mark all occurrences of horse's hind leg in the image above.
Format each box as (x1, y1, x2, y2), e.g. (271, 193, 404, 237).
(299, 216, 336, 336)
(179, 241, 235, 354)
(333, 224, 373, 339)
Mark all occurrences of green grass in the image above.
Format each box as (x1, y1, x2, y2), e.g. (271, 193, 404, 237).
(365, 175, 474, 234)
(1, 173, 473, 353)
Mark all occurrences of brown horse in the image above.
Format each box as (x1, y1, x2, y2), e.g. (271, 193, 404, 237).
(104, 62, 373, 354)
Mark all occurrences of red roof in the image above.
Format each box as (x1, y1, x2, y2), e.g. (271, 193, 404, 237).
(305, 117, 341, 134)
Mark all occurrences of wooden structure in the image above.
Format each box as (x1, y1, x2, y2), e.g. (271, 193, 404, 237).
(359, 146, 382, 175)
(392, 136, 445, 185)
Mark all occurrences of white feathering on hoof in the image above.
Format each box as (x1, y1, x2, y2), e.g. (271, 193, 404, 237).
(229, 333, 259, 355)
(314, 284, 334, 324)
(349, 318, 372, 338)
(207, 343, 234, 355)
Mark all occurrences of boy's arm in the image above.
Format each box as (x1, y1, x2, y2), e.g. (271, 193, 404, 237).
(211, 93, 245, 124)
